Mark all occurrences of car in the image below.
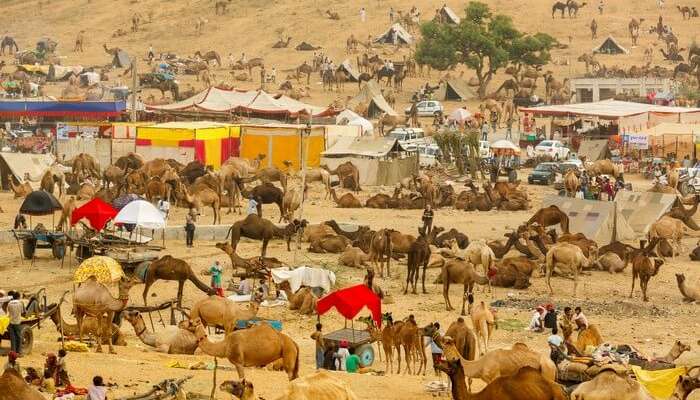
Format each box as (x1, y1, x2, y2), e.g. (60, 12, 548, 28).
(528, 162, 559, 185)
(534, 140, 570, 160)
(559, 161, 582, 174)
(418, 144, 441, 167)
(479, 141, 492, 159)
(389, 127, 428, 151)
(404, 100, 444, 117)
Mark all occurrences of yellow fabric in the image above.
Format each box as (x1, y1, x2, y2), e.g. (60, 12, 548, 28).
(204, 138, 222, 168)
(241, 129, 325, 170)
(194, 127, 229, 140)
(74, 256, 124, 283)
(631, 365, 686, 399)
(241, 134, 269, 163)
(305, 135, 325, 168)
(229, 125, 241, 138)
(64, 341, 89, 352)
(137, 127, 195, 141)
(271, 134, 300, 169)
(149, 139, 182, 147)
(0, 316, 9, 335)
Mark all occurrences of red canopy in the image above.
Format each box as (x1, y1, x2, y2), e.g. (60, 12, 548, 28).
(316, 284, 382, 328)
(70, 198, 118, 231)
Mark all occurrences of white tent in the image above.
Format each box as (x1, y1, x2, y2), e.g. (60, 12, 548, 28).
(336, 109, 373, 135)
(491, 140, 520, 151)
(271, 266, 336, 293)
(615, 191, 677, 236)
(114, 200, 165, 229)
(375, 23, 413, 45)
(448, 108, 472, 123)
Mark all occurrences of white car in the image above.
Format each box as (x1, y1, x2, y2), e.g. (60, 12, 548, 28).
(404, 100, 444, 117)
(389, 127, 429, 151)
(479, 141, 492, 159)
(534, 140, 570, 160)
(418, 144, 441, 166)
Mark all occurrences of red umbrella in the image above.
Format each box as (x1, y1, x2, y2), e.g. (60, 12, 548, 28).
(70, 198, 118, 231)
(316, 284, 382, 328)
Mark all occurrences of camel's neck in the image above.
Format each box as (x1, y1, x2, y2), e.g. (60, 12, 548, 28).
(666, 345, 684, 361)
(131, 318, 157, 347)
(460, 357, 486, 380)
(281, 287, 295, 301)
(197, 334, 229, 358)
(448, 365, 470, 400)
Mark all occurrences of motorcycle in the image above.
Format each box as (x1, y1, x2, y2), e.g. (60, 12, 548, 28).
(678, 168, 700, 195)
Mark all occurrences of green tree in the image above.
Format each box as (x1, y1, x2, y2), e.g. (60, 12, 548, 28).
(416, 2, 554, 98)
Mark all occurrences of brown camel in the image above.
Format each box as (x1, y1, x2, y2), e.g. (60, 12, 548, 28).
(220, 371, 358, 400)
(7, 174, 32, 198)
(324, 220, 371, 241)
(175, 182, 221, 224)
(545, 243, 589, 297)
(665, 196, 700, 230)
(140, 255, 215, 308)
(192, 319, 299, 380)
(70, 153, 101, 179)
(445, 317, 478, 366)
(124, 311, 198, 354)
(330, 188, 362, 208)
(215, 242, 286, 274)
(405, 227, 431, 294)
(281, 184, 306, 222)
(194, 50, 222, 67)
(56, 196, 77, 232)
(564, 170, 580, 197)
(338, 247, 370, 268)
(226, 214, 304, 257)
(365, 192, 393, 208)
(441, 259, 489, 315)
(278, 281, 317, 315)
(114, 152, 144, 172)
(527, 205, 570, 233)
(48, 304, 126, 346)
(471, 301, 496, 355)
(676, 273, 700, 302)
(369, 229, 393, 277)
(630, 254, 663, 302)
(73, 277, 137, 353)
(242, 166, 288, 191)
(272, 36, 292, 49)
(322, 161, 361, 192)
(302, 223, 336, 242)
(303, 167, 332, 198)
(190, 296, 260, 332)
(0, 369, 45, 400)
(489, 256, 537, 289)
(102, 165, 125, 192)
(308, 234, 351, 253)
(241, 182, 284, 218)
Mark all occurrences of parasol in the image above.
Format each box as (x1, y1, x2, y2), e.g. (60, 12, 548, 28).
(73, 256, 124, 284)
(114, 200, 165, 229)
(447, 107, 472, 123)
(19, 190, 62, 216)
(112, 194, 142, 210)
(317, 284, 382, 328)
(70, 198, 117, 231)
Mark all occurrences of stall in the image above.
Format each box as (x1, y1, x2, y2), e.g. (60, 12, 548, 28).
(240, 124, 325, 170)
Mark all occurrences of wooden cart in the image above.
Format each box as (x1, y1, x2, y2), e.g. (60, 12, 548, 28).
(323, 327, 376, 368)
(0, 290, 68, 355)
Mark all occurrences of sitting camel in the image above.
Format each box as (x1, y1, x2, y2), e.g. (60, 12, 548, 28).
(215, 242, 286, 274)
(676, 273, 700, 302)
(308, 234, 351, 253)
(48, 304, 126, 346)
(192, 319, 300, 380)
(124, 311, 198, 354)
(338, 247, 370, 268)
(330, 188, 362, 208)
(278, 281, 317, 315)
(571, 366, 654, 399)
(489, 257, 537, 289)
(220, 370, 358, 400)
(0, 369, 45, 400)
(190, 296, 260, 332)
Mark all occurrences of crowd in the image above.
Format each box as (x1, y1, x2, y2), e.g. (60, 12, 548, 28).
(573, 171, 626, 201)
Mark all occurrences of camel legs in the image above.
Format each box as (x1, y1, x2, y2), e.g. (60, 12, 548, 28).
(176, 280, 185, 309)
(403, 344, 412, 374)
(105, 312, 116, 354)
(443, 280, 454, 311)
(262, 238, 269, 257)
(142, 281, 153, 308)
(641, 277, 649, 302)
(461, 283, 474, 316)
(629, 273, 637, 298)
(546, 265, 555, 295)
(403, 265, 415, 295)
(421, 262, 428, 294)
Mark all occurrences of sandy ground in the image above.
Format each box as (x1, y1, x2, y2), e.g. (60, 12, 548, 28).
(1, 170, 700, 399)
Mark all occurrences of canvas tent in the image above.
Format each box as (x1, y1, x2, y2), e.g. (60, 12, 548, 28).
(375, 23, 413, 45)
(321, 136, 417, 186)
(346, 80, 397, 118)
(541, 195, 635, 245)
(437, 5, 460, 24)
(0, 152, 55, 190)
(577, 139, 609, 161)
(435, 79, 476, 101)
(335, 109, 373, 135)
(112, 50, 131, 68)
(136, 121, 240, 169)
(593, 36, 629, 55)
(240, 124, 326, 170)
(615, 191, 676, 236)
(338, 60, 360, 82)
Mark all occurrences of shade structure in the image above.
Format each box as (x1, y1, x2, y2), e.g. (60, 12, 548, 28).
(448, 108, 472, 123)
(112, 194, 142, 210)
(316, 284, 381, 328)
(114, 200, 165, 229)
(74, 256, 124, 283)
(19, 190, 62, 216)
(491, 139, 520, 151)
(70, 198, 117, 231)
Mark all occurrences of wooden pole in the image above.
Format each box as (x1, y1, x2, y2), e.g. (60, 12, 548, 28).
(131, 60, 138, 122)
(209, 357, 218, 400)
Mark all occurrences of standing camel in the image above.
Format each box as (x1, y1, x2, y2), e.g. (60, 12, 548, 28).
(138, 255, 215, 308)
(405, 228, 431, 294)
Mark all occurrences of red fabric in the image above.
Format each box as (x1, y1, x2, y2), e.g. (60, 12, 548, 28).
(194, 140, 206, 163)
(179, 139, 196, 148)
(135, 138, 152, 146)
(70, 198, 118, 231)
(221, 137, 240, 161)
(316, 285, 382, 328)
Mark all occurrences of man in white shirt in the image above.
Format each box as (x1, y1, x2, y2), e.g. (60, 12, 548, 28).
(7, 291, 23, 354)
(157, 197, 170, 221)
(528, 306, 545, 332)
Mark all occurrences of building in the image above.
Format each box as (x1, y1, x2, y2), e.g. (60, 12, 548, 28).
(570, 78, 671, 103)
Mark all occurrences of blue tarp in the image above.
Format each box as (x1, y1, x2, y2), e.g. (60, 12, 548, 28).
(0, 100, 126, 117)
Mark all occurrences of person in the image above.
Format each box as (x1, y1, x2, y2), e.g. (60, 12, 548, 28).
(422, 204, 434, 235)
(258, 279, 269, 298)
(481, 120, 489, 141)
(529, 306, 546, 332)
(345, 348, 361, 373)
(87, 376, 107, 400)
(148, 44, 154, 61)
(409, 102, 419, 127)
(490, 111, 498, 134)
(543, 304, 558, 334)
(335, 340, 350, 371)
(389, 7, 395, 22)
(41, 370, 56, 394)
(270, 67, 276, 83)
(209, 261, 224, 297)
(4, 351, 20, 373)
(44, 353, 57, 383)
(240, 52, 247, 64)
(682, 155, 692, 168)
(237, 279, 252, 295)
(157, 197, 170, 221)
(7, 291, 23, 354)
(574, 307, 589, 330)
(247, 195, 259, 215)
(359, 7, 366, 23)
(598, 0, 603, 14)
(14, 213, 27, 229)
(323, 344, 337, 370)
(311, 323, 325, 370)
(185, 211, 196, 248)
(56, 349, 70, 387)
(505, 116, 514, 140)
(427, 322, 444, 375)
(228, 53, 236, 68)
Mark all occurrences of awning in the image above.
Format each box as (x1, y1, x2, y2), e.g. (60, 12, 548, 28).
(322, 136, 407, 158)
(71, 198, 118, 231)
(0, 152, 55, 183)
(317, 284, 382, 327)
(0, 100, 126, 117)
(521, 100, 700, 119)
(114, 200, 165, 229)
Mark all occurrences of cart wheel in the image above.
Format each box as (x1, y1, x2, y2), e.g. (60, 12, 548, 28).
(509, 170, 518, 183)
(52, 241, 66, 259)
(355, 344, 375, 368)
(22, 239, 36, 260)
(19, 325, 33, 355)
(680, 182, 690, 196)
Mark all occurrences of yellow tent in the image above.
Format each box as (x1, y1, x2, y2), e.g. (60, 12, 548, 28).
(240, 124, 325, 170)
(74, 256, 124, 284)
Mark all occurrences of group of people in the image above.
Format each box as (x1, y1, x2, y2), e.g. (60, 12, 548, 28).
(311, 324, 363, 373)
(4, 349, 77, 396)
(574, 171, 625, 201)
(530, 304, 588, 335)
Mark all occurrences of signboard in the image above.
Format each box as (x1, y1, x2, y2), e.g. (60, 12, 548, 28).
(626, 134, 648, 149)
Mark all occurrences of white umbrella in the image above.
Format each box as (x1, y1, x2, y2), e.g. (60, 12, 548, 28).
(448, 108, 472, 123)
(114, 200, 165, 229)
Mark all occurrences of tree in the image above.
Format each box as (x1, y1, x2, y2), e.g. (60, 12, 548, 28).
(416, 2, 554, 98)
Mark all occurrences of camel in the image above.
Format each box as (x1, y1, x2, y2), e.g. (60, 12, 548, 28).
(73, 276, 137, 353)
(442, 339, 557, 384)
(471, 301, 496, 355)
(594, 252, 629, 273)
(70, 153, 101, 180)
(226, 214, 304, 257)
(190, 296, 260, 332)
(124, 311, 198, 354)
(656, 340, 691, 364)
(338, 247, 370, 268)
(552, 1, 569, 18)
(545, 243, 589, 297)
(330, 188, 362, 208)
(102, 165, 125, 192)
(365, 192, 393, 208)
(48, 304, 126, 346)
(322, 161, 361, 192)
(456, 240, 496, 278)
(7, 174, 32, 198)
(241, 182, 284, 218)
(441, 260, 489, 315)
(303, 167, 331, 198)
(0, 369, 45, 400)
(665, 197, 700, 231)
(676, 273, 700, 302)
(176, 182, 221, 224)
(564, 170, 580, 197)
(577, 53, 601, 73)
(220, 371, 358, 400)
(308, 234, 351, 253)
(649, 215, 700, 250)
(436, 228, 470, 249)
(194, 50, 222, 67)
(302, 223, 336, 243)
(586, 159, 622, 178)
(55, 196, 77, 232)
(281, 184, 306, 222)
(139, 255, 215, 308)
(369, 229, 393, 278)
(243, 166, 288, 191)
(571, 367, 654, 399)
(278, 281, 317, 315)
(192, 319, 299, 380)
(272, 36, 292, 49)
(324, 220, 370, 241)
(630, 254, 663, 302)
(445, 318, 478, 364)
(489, 256, 537, 289)
(527, 205, 570, 233)
(405, 228, 431, 294)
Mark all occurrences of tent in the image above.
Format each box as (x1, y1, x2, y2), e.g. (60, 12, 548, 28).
(437, 5, 461, 24)
(448, 108, 472, 123)
(48, 65, 84, 81)
(0, 152, 55, 190)
(593, 36, 629, 55)
(321, 136, 417, 186)
(541, 195, 635, 245)
(435, 79, 476, 101)
(317, 284, 382, 328)
(240, 124, 326, 170)
(271, 266, 336, 293)
(338, 59, 360, 82)
(112, 50, 131, 68)
(114, 200, 165, 229)
(615, 191, 676, 236)
(70, 198, 117, 231)
(346, 80, 397, 118)
(577, 140, 609, 161)
(20, 191, 62, 216)
(136, 121, 240, 169)
(375, 23, 413, 45)
(335, 109, 373, 135)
